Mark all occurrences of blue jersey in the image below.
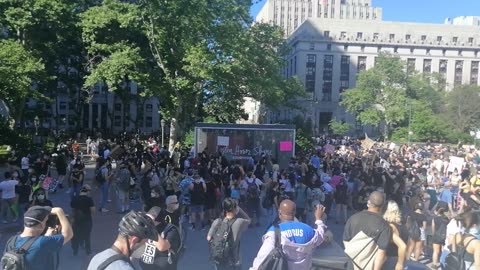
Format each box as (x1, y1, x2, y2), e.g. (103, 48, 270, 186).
(268, 221, 315, 244)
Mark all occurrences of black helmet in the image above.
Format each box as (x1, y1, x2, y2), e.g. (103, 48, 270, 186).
(118, 210, 158, 241)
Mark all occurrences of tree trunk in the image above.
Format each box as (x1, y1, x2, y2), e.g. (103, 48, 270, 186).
(168, 117, 178, 152)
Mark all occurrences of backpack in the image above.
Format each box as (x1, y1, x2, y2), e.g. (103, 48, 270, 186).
(162, 223, 183, 265)
(209, 218, 237, 265)
(246, 180, 260, 200)
(257, 223, 288, 270)
(1, 236, 39, 270)
(95, 168, 105, 185)
(445, 235, 475, 270)
(116, 169, 130, 191)
(190, 182, 205, 205)
(406, 214, 421, 240)
(97, 253, 132, 270)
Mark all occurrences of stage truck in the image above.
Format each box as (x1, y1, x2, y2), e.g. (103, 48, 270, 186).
(194, 123, 296, 168)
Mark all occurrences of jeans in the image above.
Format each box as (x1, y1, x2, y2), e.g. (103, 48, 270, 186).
(71, 182, 82, 201)
(1, 198, 15, 222)
(72, 221, 92, 254)
(99, 182, 109, 209)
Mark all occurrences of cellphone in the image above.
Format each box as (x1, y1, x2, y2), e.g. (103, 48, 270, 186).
(46, 215, 59, 228)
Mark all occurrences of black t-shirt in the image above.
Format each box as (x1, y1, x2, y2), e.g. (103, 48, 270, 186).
(343, 210, 392, 250)
(32, 199, 53, 207)
(159, 210, 180, 228)
(15, 185, 31, 204)
(139, 225, 181, 270)
(410, 212, 427, 227)
(70, 195, 94, 223)
(144, 197, 164, 212)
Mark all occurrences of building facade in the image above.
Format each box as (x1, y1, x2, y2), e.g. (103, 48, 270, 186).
(28, 80, 161, 135)
(264, 18, 480, 135)
(256, 0, 382, 36)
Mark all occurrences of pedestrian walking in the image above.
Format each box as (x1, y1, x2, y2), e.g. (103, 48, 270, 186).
(71, 184, 95, 256)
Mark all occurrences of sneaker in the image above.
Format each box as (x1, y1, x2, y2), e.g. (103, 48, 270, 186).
(100, 208, 109, 213)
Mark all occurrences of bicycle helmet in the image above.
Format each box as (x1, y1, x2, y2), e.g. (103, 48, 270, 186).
(118, 210, 158, 241)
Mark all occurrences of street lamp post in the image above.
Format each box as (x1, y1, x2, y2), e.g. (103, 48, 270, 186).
(160, 119, 165, 147)
(407, 103, 412, 146)
(34, 116, 40, 135)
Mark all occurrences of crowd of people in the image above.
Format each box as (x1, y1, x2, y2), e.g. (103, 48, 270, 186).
(1, 133, 480, 270)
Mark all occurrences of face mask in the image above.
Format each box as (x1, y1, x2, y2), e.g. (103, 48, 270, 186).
(37, 195, 45, 200)
(151, 192, 157, 198)
(470, 227, 480, 239)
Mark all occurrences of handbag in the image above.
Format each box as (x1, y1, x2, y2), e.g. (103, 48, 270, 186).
(344, 230, 380, 270)
(258, 223, 289, 270)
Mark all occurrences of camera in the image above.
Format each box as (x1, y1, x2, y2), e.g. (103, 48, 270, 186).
(46, 215, 59, 228)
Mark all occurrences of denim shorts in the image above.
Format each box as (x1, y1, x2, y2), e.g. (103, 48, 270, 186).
(190, 205, 204, 213)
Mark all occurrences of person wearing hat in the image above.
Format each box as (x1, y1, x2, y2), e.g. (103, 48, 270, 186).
(136, 206, 182, 270)
(70, 184, 95, 255)
(6, 206, 73, 270)
(88, 210, 158, 270)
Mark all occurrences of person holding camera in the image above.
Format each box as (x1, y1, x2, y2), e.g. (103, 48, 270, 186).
(6, 206, 73, 270)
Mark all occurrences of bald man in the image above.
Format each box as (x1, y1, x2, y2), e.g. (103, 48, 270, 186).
(343, 191, 392, 270)
(250, 200, 326, 270)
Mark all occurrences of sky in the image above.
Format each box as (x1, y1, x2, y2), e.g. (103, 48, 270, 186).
(250, 0, 480, 24)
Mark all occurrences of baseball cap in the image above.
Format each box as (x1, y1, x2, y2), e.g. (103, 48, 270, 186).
(24, 206, 52, 227)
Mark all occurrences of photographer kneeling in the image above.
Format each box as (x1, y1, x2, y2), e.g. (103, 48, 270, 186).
(5, 206, 73, 270)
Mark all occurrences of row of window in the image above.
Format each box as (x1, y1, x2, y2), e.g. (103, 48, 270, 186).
(333, 31, 476, 44)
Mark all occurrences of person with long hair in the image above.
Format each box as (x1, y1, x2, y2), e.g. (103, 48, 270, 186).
(383, 200, 407, 270)
(453, 210, 480, 269)
(406, 202, 427, 261)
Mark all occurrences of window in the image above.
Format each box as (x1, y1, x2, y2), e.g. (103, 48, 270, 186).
(361, 45, 365, 52)
(341, 55, 350, 65)
(307, 67, 315, 75)
(453, 37, 458, 43)
(59, 102, 67, 110)
(340, 32, 347, 39)
(373, 33, 379, 41)
(421, 35, 427, 41)
(114, 116, 121, 127)
(114, 103, 121, 112)
(344, 45, 348, 51)
(389, 34, 395, 40)
(309, 42, 315, 50)
(324, 31, 330, 37)
(469, 37, 474, 43)
(454, 60, 463, 86)
(439, 60, 448, 75)
(407, 58, 416, 73)
(357, 56, 367, 72)
(146, 104, 153, 113)
(145, 117, 153, 128)
(437, 36, 442, 42)
(326, 44, 332, 51)
(406, 34, 411, 41)
(357, 32, 363, 39)
(307, 54, 316, 63)
(324, 55, 333, 65)
(471, 61, 479, 85)
(426, 48, 431, 55)
(423, 59, 432, 73)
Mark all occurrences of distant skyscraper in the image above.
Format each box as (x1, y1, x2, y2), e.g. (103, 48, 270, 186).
(445, 16, 480, 26)
(255, 0, 383, 35)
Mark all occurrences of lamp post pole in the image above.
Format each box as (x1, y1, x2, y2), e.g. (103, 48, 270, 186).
(34, 116, 39, 135)
(160, 119, 165, 147)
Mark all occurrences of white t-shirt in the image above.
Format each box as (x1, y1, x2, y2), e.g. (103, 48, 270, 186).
(21, 157, 29, 170)
(279, 178, 293, 192)
(445, 219, 464, 248)
(0, 180, 19, 199)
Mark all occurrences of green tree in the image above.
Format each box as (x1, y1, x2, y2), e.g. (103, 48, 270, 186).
(0, 40, 45, 122)
(445, 85, 480, 133)
(82, 0, 304, 149)
(329, 119, 352, 135)
(341, 53, 407, 139)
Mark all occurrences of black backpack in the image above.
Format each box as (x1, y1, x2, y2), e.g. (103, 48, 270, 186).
(209, 218, 237, 265)
(246, 180, 260, 200)
(1, 235, 39, 270)
(97, 253, 132, 270)
(445, 235, 475, 270)
(258, 223, 288, 270)
(406, 214, 421, 240)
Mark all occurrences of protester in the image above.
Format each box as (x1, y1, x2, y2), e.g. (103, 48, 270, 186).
(250, 199, 326, 270)
(4, 206, 73, 270)
(382, 200, 407, 270)
(0, 172, 19, 223)
(208, 198, 251, 270)
(71, 184, 95, 256)
(406, 202, 428, 262)
(87, 210, 158, 270)
(189, 174, 206, 230)
(344, 191, 392, 270)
